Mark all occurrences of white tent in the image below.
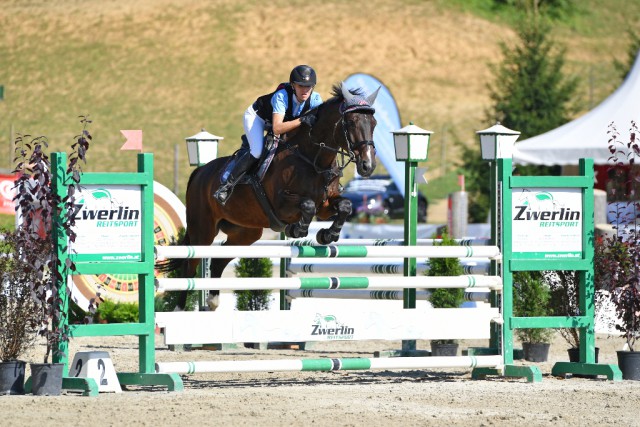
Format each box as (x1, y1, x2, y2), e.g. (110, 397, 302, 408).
(513, 51, 640, 166)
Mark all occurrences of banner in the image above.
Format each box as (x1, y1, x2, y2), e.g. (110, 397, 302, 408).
(0, 174, 18, 215)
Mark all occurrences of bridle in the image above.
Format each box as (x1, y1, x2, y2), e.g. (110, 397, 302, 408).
(340, 105, 376, 154)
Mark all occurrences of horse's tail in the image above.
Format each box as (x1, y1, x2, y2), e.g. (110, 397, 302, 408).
(155, 166, 203, 276)
(155, 231, 190, 276)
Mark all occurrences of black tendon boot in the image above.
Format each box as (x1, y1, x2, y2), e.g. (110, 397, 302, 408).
(213, 149, 257, 206)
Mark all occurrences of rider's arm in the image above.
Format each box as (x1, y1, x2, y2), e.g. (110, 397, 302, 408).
(272, 113, 304, 135)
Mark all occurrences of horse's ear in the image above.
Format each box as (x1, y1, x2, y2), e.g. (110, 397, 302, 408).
(366, 86, 381, 106)
(341, 82, 355, 104)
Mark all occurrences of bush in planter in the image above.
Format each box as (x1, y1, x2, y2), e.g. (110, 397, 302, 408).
(547, 270, 580, 349)
(234, 258, 273, 311)
(426, 231, 464, 355)
(594, 121, 640, 379)
(0, 229, 43, 394)
(513, 271, 554, 362)
(11, 119, 91, 395)
(546, 270, 601, 371)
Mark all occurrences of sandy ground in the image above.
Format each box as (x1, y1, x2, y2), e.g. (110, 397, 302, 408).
(2, 332, 640, 427)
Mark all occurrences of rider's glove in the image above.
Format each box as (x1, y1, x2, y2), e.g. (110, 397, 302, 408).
(299, 113, 317, 127)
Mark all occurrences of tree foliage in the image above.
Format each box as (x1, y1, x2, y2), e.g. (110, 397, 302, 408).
(613, 28, 640, 81)
(460, 16, 579, 222)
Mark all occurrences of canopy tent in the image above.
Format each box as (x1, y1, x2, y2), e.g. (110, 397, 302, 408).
(512, 51, 640, 166)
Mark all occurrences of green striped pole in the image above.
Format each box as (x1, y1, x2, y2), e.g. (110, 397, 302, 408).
(155, 245, 501, 260)
(155, 355, 503, 374)
(155, 275, 503, 292)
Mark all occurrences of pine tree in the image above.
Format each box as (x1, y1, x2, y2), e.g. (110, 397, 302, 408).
(460, 16, 578, 222)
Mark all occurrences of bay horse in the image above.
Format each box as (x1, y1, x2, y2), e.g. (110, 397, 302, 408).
(157, 82, 379, 309)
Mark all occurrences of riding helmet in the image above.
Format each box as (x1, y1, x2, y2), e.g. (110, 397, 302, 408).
(290, 65, 317, 87)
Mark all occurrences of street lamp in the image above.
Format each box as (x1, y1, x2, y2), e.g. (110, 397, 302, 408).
(392, 123, 432, 162)
(476, 122, 519, 357)
(392, 123, 432, 355)
(476, 122, 520, 161)
(185, 129, 223, 167)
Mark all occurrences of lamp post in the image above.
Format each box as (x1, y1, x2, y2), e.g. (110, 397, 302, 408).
(476, 122, 520, 359)
(185, 129, 223, 167)
(392, 123, 432, 353)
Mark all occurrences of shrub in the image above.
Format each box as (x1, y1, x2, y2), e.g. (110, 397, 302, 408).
(426, 231, 465, 345)
(94, 300, 139, 323)
(0, 229, 42, 361)
(513, 271, 554, 344)
(234, 258, 272, 311)
(593, 121, 640, 351)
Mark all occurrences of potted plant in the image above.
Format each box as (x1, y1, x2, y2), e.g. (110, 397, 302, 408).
(426, 231, 464, 356)
(235, 257, 273, 350)
(513, 271, 554, 362)
(594, 120, 640, 380)
(0, 229, 43, 395)
(547, 270, 600, 377)
(11, 118, 91, 394)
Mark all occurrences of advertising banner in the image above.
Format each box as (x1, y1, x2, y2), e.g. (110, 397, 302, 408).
(0, 174, 17, 215)
(511, 187, 583, 259)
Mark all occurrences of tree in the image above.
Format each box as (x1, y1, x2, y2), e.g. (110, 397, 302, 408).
(460, 16, 579, 222)
(614, 28, 640, 80)
(487, 19, 579, 141)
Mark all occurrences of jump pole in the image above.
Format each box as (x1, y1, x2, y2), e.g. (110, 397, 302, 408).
(156, 355, 503, 375)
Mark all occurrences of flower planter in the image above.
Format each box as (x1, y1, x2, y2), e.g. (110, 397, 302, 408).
(30, 363, 64, 396)
(430, 342, 459, 357)
(0, 361, 27, 395)
(522, 342, 550, 362)
(617, 351, 640, 381)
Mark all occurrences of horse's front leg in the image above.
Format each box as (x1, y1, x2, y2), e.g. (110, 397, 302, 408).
(285, 198, 316, 239)
(316, 197, 352, 245)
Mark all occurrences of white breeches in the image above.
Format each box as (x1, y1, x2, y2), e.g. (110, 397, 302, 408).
(243, 105, 266, 159)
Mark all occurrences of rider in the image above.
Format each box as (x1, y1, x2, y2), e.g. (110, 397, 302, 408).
(213, 64, 324, 205)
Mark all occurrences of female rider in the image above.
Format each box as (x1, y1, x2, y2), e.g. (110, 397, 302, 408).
(213, 65, 323, 205)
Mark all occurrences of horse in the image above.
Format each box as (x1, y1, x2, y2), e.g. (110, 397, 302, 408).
(156, 82, 379, 309)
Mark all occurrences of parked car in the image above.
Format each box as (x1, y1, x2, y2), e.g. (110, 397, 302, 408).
(341, 175, 428, 222)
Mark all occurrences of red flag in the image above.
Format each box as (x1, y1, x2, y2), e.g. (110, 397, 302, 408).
(120, 130, 143, 151)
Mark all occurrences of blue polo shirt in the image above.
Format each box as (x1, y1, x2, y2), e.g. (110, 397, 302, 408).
(271, 88, 323, 118)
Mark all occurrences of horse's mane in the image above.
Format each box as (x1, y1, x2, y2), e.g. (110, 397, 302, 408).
(308, 82, 366, 115)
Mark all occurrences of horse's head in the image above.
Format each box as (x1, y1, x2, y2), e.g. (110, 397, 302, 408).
(339, 84, 379, 177)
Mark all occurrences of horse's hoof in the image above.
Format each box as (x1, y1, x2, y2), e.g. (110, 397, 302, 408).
(316, 229, 338, 245)
(206, 293, 219, 311)
(286, 224, 308, 239)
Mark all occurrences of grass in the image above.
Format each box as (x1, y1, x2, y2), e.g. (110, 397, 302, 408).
(0, 214, 15, 230)
(1, 0, 638, 201)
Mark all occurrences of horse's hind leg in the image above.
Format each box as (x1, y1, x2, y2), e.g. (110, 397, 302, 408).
(317, 197, 352, 245)
(285, 198, 316, 239)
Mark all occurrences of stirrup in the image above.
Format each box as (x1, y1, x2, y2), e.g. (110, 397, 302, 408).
(213, 185, 231, 206)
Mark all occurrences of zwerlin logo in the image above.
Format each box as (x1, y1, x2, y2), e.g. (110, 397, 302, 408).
(310, 313, 355, 340)
(513, 190, 580, 227)
(74, 188, 140, 227)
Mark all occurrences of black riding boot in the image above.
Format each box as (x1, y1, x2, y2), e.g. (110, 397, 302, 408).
(213, 149, 257, 206)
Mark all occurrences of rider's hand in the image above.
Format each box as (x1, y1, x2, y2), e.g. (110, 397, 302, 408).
(299, 113, 317, 127)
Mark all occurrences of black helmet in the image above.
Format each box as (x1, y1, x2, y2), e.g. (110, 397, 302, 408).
(290, 65, 316, 87)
